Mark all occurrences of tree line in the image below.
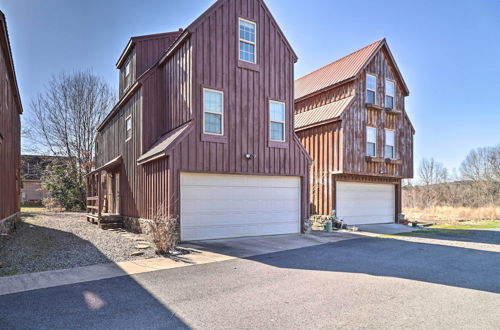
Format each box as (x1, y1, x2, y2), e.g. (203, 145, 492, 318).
(404, 144, 500, 209)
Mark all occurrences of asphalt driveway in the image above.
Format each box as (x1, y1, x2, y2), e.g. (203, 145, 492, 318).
(1, 229, 499, 329)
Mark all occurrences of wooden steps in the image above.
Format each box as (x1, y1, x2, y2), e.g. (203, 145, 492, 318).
(85, 213, 124, 230)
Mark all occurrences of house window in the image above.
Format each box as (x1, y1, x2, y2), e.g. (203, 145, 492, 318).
(203, 89, 224, 135)
(269, 101, 285, 142)
(366, 74, 377, 104)
(122, 58, 132, 90)
(385, 130, 395, 159)
(125, 115, 132, 141)
(385, 80, 395, 109)
(366, 126, 377, 157)
(239, 18, 256, 63)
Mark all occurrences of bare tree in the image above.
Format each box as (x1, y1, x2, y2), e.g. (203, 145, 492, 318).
(28, 70, 115, 207)
(419, 158, 448, 186)
(460, 145, 500, 206)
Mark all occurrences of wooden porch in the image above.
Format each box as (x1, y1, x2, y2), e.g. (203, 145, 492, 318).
(86, 156, 123, 229)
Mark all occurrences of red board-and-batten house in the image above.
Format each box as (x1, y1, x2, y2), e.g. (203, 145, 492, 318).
(295, 39, 415, 225)
(89, 0, 311, 241)
(0, 11, 22, 234)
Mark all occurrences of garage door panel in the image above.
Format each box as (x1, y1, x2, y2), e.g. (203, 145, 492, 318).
(337, 182, 395, 225)
(181, 222, 298, 242)
(181, 173, 299, 188)
(181, 210, 299, 223)
(182, 185, 299, 201)
(180, 173, 301, 241)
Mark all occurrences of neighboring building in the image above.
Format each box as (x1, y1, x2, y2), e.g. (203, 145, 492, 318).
(89, 0, 311, 240)
(295, 39, 414, 225)
(21, 155, 64, 205)
(0, 11, 22, 233)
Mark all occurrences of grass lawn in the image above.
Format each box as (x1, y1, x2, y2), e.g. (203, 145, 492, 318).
(431, 221, 500, 230)
(21, 205, 47, 213)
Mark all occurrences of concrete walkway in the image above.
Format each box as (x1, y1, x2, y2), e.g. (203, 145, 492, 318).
(356, 223, 422, 235)
(0, 232, 359, 296)
(182, 232, 360, 258)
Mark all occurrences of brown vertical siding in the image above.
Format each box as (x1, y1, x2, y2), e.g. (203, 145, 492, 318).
(163, 0, 310, 222)
(134, 32, 181, 77)
(96, 90, 142, 217)
(95, 0, 310, 225)
(295, 44, 413, 216)
(0, 15, 21, 221)
(296, 121, 341, 215)
(341, 50, 413, 178)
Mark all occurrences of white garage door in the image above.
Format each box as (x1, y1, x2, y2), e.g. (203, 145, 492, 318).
(336, 182, 395, 225)
(180, 173, 301, 241)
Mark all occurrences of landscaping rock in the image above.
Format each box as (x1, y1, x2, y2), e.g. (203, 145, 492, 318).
(135, 243, 151, 249)
(131, 251, 144, 256)
(0, 212, 158, 276)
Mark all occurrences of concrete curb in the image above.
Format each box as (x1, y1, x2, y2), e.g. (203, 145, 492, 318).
(0, 248, 234, 297)
(0, 232, 360, 296)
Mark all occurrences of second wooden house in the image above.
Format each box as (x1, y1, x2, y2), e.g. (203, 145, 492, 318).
(295, 39, 415, 225)
(88, 0, 311, 241)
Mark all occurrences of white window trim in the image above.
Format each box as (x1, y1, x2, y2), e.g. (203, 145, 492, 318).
(385, 129, 395, 159)
(238, 17, 257, 64)
(366, 126, 377, 157)
(203, 88, 224, 136)
(125, 115, 132, 142)
(385, 79, 395, 108)
(123, 58, 132, 90)
(269, 100, 286, 142)
(366, 74, 377, 104)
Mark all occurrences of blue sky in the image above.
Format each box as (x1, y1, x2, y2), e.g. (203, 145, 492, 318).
(1, 0, 499, 173)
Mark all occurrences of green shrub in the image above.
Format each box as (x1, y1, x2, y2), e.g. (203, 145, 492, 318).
(42, 163, 85, 211)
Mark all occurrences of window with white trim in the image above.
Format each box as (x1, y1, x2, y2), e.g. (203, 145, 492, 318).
(125, 115, 132, 141)
(366, 74, 377, 104)
(385, 129, 395, 159)
(385, 79, 395, 109)
(269, 101, 285, 142)
(366, 126, 377, 157)
(239, 18, 256, 63)
(122, 57, 132, 91)
(203, 89, 224, 135)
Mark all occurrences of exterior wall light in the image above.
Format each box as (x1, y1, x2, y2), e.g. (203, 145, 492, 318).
(245, 153, 256, 160)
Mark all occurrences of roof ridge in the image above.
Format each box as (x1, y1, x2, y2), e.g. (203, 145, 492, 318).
(296, 38, 385, 82)
(131, 30, 182, 40)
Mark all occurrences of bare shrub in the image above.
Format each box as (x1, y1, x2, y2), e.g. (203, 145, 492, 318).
(148, 217, 179, 255)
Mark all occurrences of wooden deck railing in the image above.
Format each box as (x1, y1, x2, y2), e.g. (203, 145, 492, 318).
(86, 196, 102, 223)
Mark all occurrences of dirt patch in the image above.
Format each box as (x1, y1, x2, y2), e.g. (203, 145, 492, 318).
(0, 212, 158, 276)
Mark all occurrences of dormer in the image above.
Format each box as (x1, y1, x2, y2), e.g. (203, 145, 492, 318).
(117, 47, 136, 97)
(116, 31, 183, 97)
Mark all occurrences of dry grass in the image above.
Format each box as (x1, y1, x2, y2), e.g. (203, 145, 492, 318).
(403, 206, 500, 224)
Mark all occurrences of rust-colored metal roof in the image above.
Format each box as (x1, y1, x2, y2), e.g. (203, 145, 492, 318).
(294, 96, 354, 131)
(295, 39, 384, 100)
